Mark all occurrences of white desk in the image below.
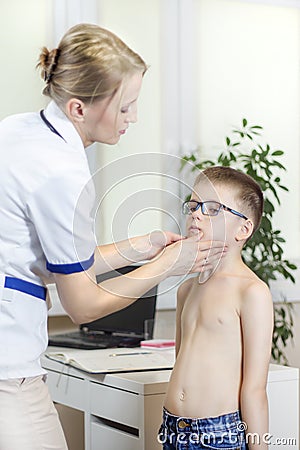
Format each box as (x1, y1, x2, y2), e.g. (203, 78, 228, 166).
(42, 354, 299, 450)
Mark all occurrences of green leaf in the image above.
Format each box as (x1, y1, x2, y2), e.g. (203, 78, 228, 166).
(229, 152, 237, 162)
(242, 118, 248, 127)
(276, 237, 286, 243)
(272, 150, 284, 156)
(264, 199, 275, 214)
(279, 185, 289, 192)
(286, 263, 297, 270)
(272, 161, 286, 170)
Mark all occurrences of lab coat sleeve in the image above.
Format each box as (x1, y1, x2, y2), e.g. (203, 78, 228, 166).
(26, 168, 96, 274)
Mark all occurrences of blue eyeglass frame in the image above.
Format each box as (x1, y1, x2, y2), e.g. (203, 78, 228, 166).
(182, 200, 248, 220)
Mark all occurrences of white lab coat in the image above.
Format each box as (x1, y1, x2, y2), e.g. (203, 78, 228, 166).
(0, 101, 96, 379)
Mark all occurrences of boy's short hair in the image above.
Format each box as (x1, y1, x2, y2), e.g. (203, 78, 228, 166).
(195, 166, 264, 236)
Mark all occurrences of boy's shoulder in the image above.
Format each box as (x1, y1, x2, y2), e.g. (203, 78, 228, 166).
(211, 264, 272, 309)
(240, 266, 270, 297)
(239, 270, 273, 314)
(217, 261, 270, 298)
(243, 277, 271, 299)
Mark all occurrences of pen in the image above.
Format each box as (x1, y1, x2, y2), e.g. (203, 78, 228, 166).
(109, 352, 153, 357)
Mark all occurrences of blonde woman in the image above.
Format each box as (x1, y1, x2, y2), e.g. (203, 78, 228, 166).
(0, 24, 226, 449)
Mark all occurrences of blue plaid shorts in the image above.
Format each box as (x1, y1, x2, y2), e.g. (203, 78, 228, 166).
(158, 408, 248, 450)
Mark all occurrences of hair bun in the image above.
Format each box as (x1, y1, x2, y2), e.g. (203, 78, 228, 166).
(37, 47, 60, 83)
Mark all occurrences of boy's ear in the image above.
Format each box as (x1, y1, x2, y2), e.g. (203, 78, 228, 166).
(235, 219, 254, 242)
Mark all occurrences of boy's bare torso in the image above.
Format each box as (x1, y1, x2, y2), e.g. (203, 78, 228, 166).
(164, 265, 259, 419)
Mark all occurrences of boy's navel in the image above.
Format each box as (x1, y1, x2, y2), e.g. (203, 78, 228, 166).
(179, 391, 185, 401)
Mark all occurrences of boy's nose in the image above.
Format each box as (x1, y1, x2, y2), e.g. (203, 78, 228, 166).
(191, 209, 204, 221)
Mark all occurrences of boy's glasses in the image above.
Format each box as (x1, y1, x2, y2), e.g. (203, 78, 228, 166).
(182, 200, 248, 220)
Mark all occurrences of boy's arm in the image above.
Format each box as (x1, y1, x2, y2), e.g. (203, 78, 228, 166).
(240, 281, 274, 450)
(175, 278, 193, 357)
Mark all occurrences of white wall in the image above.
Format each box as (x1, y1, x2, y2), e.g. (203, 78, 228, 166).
(92, 0, 164, 244)
(0, 0, 48, 118)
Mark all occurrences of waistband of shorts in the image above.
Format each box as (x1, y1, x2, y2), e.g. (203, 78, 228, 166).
(1, 274, 47, 300)
(162, 407, 243, 433)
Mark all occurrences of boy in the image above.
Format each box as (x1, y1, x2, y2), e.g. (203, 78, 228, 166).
(159, 166, 273, 450)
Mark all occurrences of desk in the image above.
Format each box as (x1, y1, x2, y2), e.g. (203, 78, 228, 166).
(42, 355, 299, 450)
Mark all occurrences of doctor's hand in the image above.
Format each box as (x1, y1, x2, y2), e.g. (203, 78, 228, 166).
(158, 234, 227, 277)
(140, 230, 184, 260)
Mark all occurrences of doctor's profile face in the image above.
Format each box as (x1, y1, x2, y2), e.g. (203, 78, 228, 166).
(82, 71, 144, 147)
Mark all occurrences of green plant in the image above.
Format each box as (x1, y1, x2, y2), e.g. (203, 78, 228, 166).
(181, 118, 297, 365)
(272, 299, 294, 365)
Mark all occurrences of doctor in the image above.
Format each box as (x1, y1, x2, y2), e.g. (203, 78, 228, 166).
(0, 23, 226, 449)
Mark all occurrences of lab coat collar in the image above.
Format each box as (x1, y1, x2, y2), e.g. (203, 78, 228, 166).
(44, 101, 85, 153)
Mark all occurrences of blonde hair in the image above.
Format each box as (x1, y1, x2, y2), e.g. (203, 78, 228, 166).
(36, 23, 147, 106)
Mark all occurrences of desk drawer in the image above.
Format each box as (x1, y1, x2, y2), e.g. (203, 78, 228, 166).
(91, 421, 140, 450)
(46, 371, 87, 411)
(90, 381, 141, 428)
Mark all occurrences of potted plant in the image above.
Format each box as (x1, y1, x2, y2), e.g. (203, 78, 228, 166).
(181, 119, 297, 365)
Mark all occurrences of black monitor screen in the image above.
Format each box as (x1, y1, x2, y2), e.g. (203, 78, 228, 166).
(80, 265, 157, 338)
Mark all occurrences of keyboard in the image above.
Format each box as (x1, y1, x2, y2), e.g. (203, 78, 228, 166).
(48, 331, 143, 350)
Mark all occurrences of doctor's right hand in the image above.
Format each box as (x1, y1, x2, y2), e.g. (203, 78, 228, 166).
(160, 234, 227, 277)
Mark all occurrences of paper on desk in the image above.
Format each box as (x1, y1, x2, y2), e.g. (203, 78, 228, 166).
(45, 347, 175, 374)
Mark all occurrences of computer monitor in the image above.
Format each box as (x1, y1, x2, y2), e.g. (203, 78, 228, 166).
(80, 265, 157, 339)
